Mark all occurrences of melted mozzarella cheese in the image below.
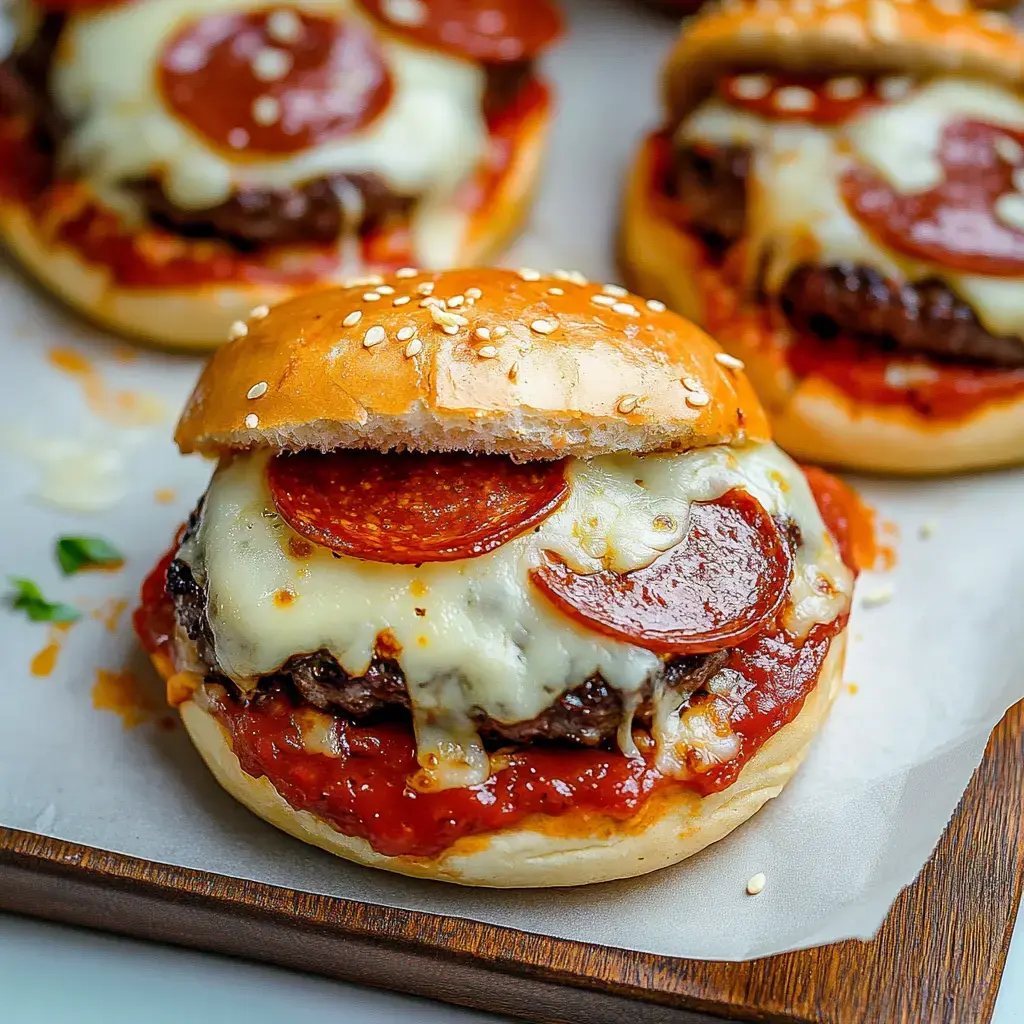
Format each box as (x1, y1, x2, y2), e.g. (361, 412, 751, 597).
(179, 444, 850, 786)
(49, 0, 486, 266)
(679, 79, 1024, 337)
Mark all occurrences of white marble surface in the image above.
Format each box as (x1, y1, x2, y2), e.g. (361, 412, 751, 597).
(0, 910, 1020, 1022)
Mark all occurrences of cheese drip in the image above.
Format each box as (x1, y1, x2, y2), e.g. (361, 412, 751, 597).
(48, 0, 487, 267)
(179, 444, 851, 788)
(678, 78, 1024, 339)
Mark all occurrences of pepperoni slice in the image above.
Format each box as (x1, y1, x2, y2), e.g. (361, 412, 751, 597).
(267, 450, 569, 563)
(842, 119, 1024, 276)
(530, 490, 792, 655)
(720, 74, 884, 126)
(357, 0, 562, 63)
(159, 11, 392, 156)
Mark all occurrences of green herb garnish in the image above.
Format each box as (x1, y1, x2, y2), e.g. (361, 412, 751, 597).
(56, 536, 124, 576)
(6, 578, 81, 623)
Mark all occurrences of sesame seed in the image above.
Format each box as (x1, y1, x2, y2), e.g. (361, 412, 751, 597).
(244, 413, 259, 429)
(363, 292, 381, 302)
(685, 391, 711, 407)
(995, 193, 1024, 232)
(617, 394, 640, 414)
(228, 127, 250, 149)
(420, 296, 444, 308)
(343, 311, 362, 327)
(228, 320, 248, 340)
(591, 294, 617, 307)
(416, 282, 435, 295)
(603, 284, 628, 297)
(465, 287, 483, 299)
(251, 46, 292, 83)
(363, 326, 386, 347)
(396, 326, 415, 342)
(730, 74, 772, 101)
(404, 338, 423, 358)
(382, 0, 427, 26)
(746, 873, 767, 896)
(393, 296, 410, 306)
(518, 268, 541, 281)
(376, 285, 395, 295)
(249, 304, 270, 320)
(996, 135, 1024, 166)
(613, 302, 639, 317)
(477, 345, 498, 358)
(251, 95, 281, 126)
(430, 305, 468, 331)
(266, 8, 302, 44)
(715, 352, 746, 370)
(531, 319, 556, 335)
(246, 381, 268, 400)
(447, 295, 465, 308)
(825, 76, 864, 101)
(343, 274, 384, 289)
(877, 76, 912, 102)
(862, 584, 895, 608)
(492, 325, 508, 339)
(773, 85, 816, 113)
(683, 376, 702, 391)
(646, 299, 666, 312)
(869, 0, 899, 39)
(475, 327, 491, 341)
(395, 267, 418, 278)
(548, 287, 565, 296)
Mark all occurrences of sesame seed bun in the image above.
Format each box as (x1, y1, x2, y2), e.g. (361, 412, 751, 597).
(0, 89, 549, 353)
(620, 136, 1024, 474)
(663, 0, 1024, 127)
(163, 632, 846, 887)
(172, 266, 770, 462)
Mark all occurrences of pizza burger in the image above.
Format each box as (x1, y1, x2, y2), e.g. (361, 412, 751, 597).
(0, 0, 560, 350)
(622, 0, 1024, 473)
(134, 267, 859, 887)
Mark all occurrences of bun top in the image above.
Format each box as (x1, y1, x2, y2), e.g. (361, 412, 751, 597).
(174, 267, 769, 460)
(664, 0, 1024, 125)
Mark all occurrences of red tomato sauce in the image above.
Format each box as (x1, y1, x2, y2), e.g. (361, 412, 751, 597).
(134, 470, 855, 858)
(0, 79, 547, 288)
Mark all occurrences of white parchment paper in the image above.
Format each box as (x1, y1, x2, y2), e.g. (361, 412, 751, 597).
(1, 0, 1022, 962)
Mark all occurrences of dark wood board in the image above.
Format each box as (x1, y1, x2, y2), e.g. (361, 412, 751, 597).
(1, 700, 1021, 1024)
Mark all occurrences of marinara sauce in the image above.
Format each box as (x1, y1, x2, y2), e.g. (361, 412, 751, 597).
(134, 469, 859, 860)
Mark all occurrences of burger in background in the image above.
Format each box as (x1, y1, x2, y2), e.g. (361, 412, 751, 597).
(0, 0, 561, 349)
(621, 0, 1024, 473)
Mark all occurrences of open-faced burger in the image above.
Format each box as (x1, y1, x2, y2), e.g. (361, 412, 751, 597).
(134, 267, 860, 886)
(621, 0, 1024, 473)
(0, 0, 560, 349)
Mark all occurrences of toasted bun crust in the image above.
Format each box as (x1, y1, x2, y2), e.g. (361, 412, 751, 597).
(174, 266, 771, 460)
(664, 0, 1024, 127)
(172, 632, 844, 888)
(0, 93, 549, 352)
(621, 136, 1024, 473)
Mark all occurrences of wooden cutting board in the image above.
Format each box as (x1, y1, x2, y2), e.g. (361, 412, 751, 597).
(1, 700, 1021, 1024)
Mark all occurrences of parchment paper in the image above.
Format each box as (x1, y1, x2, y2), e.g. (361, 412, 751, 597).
(1, 0, 1022, 962)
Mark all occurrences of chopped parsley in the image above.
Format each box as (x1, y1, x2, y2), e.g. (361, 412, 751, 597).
(6, 578, 81, 624)
(56, 536, 124, 576)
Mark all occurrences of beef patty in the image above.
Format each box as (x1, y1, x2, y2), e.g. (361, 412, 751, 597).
(166, 557, 729, 749)
(672, 141, 1024, 369)
(1, 17, 531, 250)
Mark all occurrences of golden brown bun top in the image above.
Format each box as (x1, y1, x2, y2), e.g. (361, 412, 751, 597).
(174, 267, 770, 459)
(664, 0, 1024, 124)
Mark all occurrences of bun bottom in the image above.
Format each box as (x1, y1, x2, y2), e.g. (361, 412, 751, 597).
(176, 633, 845, 888)
(620, 137, 1024, 475)
(0, 100, 548, 353)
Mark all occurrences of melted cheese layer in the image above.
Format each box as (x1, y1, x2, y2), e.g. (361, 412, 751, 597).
(679, 78, 1024, 338)
(47, 0, 486, 266)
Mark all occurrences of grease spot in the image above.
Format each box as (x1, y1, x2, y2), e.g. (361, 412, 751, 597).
(91, 598, 128, 632)
(92, 669, 158, 728)
(48, 346, 167, 427)
(30, 623, 73, 678)
(154, 488, 176, 504)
